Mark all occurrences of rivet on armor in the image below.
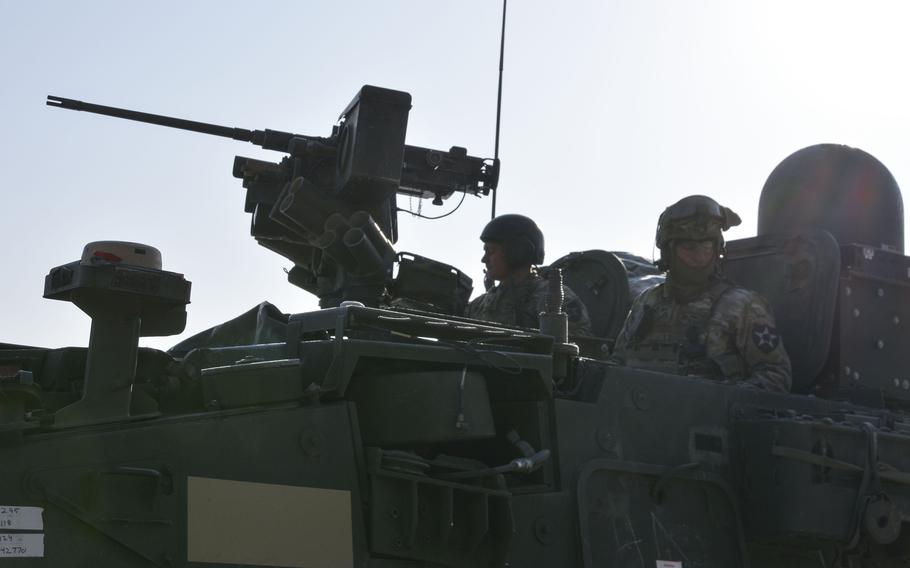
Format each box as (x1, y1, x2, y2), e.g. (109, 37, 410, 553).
(298, 432, 322, 457)
(845, 366, 852, 376)
(596, 427, 615, 452)
(632, 388, 651, 411)
(853, 372, 861, 381)
(853, 308, 861, 318)
(845, 286, 852, 296)
(894, 378, 901, 388)
(876, 288, 885, 298)
(876, 339, 885, 350)
(895, 316, 901, 325)
(904, 380, 910, 390)
(533, 517, 557, 546)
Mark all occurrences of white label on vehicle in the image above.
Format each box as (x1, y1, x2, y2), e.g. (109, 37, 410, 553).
(656, 562, 682, 568)
(0, 507, 43, 530)
(0, 533, 44, 558)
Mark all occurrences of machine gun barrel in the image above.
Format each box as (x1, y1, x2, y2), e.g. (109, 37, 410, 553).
(46, 95, 297, 152)
(47, 94, 499, 199)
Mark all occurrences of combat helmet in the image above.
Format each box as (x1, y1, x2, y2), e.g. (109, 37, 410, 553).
(480, 214, 545, 267)
(655, 195, 741, 270)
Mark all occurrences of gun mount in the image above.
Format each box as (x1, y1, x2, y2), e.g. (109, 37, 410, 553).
(48, 86, 497, 309)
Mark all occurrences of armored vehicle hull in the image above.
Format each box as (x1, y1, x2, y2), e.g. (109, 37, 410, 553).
(2, 301, 910, 567)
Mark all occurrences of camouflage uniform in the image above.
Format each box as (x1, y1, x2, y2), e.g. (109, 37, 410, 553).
(612, 280, 791, 392)
(465, 274, 593, 335)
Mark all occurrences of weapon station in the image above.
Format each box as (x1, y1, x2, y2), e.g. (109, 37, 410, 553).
(48, 88, 497, 312)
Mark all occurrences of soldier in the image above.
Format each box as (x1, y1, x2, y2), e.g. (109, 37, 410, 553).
(465, 214, 593, 335)
(612, 196, 792, 392)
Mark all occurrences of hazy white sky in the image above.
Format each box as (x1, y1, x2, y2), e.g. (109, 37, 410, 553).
(2, 1, 908, 349)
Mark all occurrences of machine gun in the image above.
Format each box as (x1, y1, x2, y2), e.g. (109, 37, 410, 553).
(48, 87, 495, 310)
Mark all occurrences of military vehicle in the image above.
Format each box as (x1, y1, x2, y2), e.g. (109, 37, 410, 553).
(0, 87, 908, 568)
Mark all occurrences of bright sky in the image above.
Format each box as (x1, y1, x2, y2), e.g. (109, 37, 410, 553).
(3, 1, 908, 350)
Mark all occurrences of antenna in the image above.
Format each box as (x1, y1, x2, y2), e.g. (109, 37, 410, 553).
(491, 0, 508, 219)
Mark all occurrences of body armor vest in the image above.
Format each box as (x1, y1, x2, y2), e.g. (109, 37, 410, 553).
(624, 280, 738, 377)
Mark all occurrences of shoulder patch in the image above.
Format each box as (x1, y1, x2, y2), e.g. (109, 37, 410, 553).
(752, 323, 780, 353)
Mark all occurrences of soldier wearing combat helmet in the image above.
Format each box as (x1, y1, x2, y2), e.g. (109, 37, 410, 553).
(612, 195, 792, 392)
(465, 214, 592, 335)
